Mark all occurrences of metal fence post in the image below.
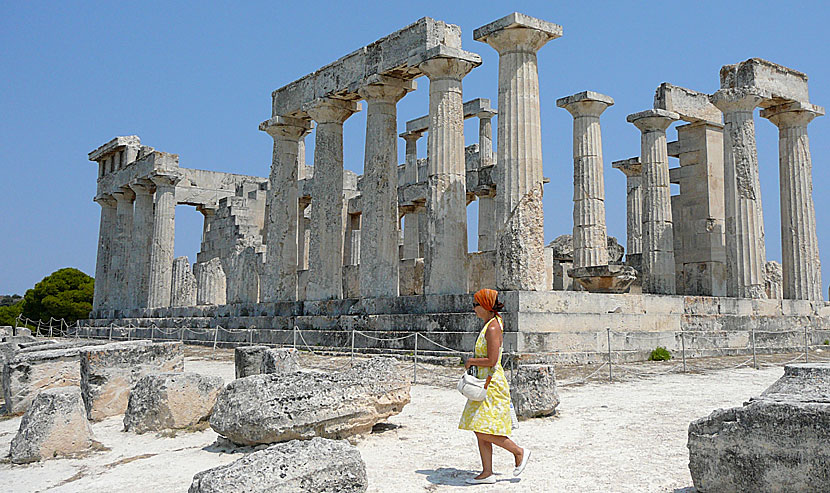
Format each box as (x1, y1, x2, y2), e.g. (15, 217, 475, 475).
(805, 326, 809, 363)
(351, 330, 355, 367)
(607, 328, 613, 382)
(751, 327, 758, 369)
(413, 333, 418, 384)
(681, 331, 687, 373)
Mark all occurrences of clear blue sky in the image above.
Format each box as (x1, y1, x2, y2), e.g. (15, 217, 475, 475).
(2, 1, 829, 298)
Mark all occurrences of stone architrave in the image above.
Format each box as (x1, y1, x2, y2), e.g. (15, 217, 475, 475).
(127, 180, 155, 309)
(110, 187, 135, 310)
(627, 109, 680, 294)
(305, 98, 361, 301)
(474, 13, 562, 291)
(710, 88, 768, 299)
(171, 256, 197, 307)
(357, 76, 415, 298)
(195, 258, 226, 305)
(419, 53, 480, 295)
(760, 101, 825, 301)
(92, 195, 116, 312)
(612, 158, 643, 267)
(557, 91, 614, 269)
(147, 174, 180, 308)
(259, 116, 313, 302)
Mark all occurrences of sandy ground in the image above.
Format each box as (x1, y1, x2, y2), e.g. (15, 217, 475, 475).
(0, 351, 785, 493)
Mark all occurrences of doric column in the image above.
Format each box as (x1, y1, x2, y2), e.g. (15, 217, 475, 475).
(478, 109, 495, 168)
(259, 116, 313, 301)
(612, 158, 644, 262)
(297, 202, 310, 270)
(419, 54, 479, 295)
(195, 258, 226, 305)
(475, 13, 562, 291)
(711, 89, 767, 298)
(110, 187, 135, 310)
(627, 109, 679, 294)
(400, 130, 424, 259)
(357, 76, 415, 298)
(304, 98, 360, 300)
(477, 108, 497, 252)
(761, 101, 825, 300)
(92, 195, 117, 312)
(147, 174, 180, 308)
(557, 91, 614, 268)
(127, 180, 155, 309)
(171, 256, 197, 307)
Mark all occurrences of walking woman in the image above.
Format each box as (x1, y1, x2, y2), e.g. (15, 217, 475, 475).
(459, 288, 530, 484)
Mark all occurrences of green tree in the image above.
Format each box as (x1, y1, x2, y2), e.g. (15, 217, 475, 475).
(0, 301, 23, 326)
(21, 268, 94, 324)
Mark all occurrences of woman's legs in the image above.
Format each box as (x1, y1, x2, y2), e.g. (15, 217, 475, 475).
(477, 432, 524, 467)
(474, 432, 493, 478)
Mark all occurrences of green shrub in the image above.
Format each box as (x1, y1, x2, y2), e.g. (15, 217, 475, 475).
(823, 339, 829, 346)
(0, 301, 23, 327)
(649, 346, 672, 361)
(21, 268, 94, 324)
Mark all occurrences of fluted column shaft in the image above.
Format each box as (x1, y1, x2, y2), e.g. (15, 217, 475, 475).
(762, 102, 824, 300)
(477, 112, 496, 252)
(612, 159, 644, 257)
(480, 28, 553, 291)
(305, 98, 360, 300)
(712, 90, 767, 298)
(420, 56, 477, 295)
(357, 77, 413, 298)
(628, 110, 679, 294)
(127, 181, 155, 309)
(401, 131, 423, 259)
(558, 93, 614, 268)
(92, 196, 116, 311)
(147, 175, 178, 308)
(259, 116, 313, 301)
(110, 188, 135, 310)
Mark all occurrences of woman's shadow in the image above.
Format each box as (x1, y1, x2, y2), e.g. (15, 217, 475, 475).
(416, 468, 519, 486)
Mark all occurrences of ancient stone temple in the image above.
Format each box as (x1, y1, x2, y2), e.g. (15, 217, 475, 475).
(84, 13, 830, 360)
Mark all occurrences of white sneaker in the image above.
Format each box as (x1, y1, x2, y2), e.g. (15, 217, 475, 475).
(465, 475, 497, 485)
(513, 449, 531, 476)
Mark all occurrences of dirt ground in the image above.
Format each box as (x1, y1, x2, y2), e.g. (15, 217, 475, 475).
(0, 346, 810, 492)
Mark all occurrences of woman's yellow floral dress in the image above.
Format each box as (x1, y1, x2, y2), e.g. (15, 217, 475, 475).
(458, 314, 512, 436)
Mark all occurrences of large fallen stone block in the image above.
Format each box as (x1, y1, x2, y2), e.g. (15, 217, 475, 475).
(80, 341, 184, 421)
(3, 346, 88, 414)
(234, 346, 267, 379)
(210, 357, 409, 445)
(0, 326, 12, 337)
(688, 363, 830, 492)
(509, 364, 560, 418)
(3, 335, 37, 346)
(18, 339, 105, 354)
(263, 348, 300, 375)
(189, 437, 368, 493)
(10, 386, 97, 463)
(124, 372, 224, 433)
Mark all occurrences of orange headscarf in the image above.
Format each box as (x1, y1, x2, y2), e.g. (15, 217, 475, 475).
(474, 289, 499, 313)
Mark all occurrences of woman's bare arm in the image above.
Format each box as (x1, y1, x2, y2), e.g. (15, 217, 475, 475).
(464, 319, 503, 369)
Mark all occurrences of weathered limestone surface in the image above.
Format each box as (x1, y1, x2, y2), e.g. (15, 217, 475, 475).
(510, 364, 560, 418)
(148, 174, 180, 308)
(234, 346, 267, 379)
(3, 346, 89, 414)
(124, 372, 224, 433)
(171, 256, 197, 307)
(10, 387, 97, 464)
(765, 260, 784, 300)
(195, 257, 227, 305)
(110, 188, 135, 310)
(189, 438, 368, 493)
(80, 341, 184, 420)
(688, 364, 830, 493)
(210, 357, 410, 445)
(263, 348, 300, 375)
(225, 247, 260, 304)
(654, 83, 722, 124)
(92, 196, 116, 311)
(475, 13, 561, 291)
(128, 180, 154, 309)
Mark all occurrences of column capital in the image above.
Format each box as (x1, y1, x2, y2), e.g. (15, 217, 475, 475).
(557, 91, 614, 118)
(474, 13, 562, 54)
(149, 173, 182, 188)
(627, 109, 679, 133)
(357, 75, 416, 104)
(128, 178, 155, 196)
(111, 186, 135, 202)
(612, 157, 642, 177)
(399, 130, 425, 142)
(94, 194, 116, 207)
(760, 101, 825, 127)
(259, 115, 313, 141)
(417, 48, 481, 81)
(709, 88, 767, 113)
(303, 98, 361, 124)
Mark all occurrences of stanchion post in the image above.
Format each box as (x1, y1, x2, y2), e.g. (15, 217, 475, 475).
(607, 328, 613, 382)
(37, 320, 41, 337)
(109, 324, 113, 341)
(49, 323, 53, 338)
(805, 326, 809, 363)
(752, 327, 758, 369)
(249, 328, 254, 344)
(213, 326, 219, 351)
(293, 326, 297, 350)
(351, 330, 355, 367)
(681, 331, 687, 373)
(413, 333, 418, 384)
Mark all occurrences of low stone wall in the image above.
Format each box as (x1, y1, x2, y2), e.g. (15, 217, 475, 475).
(82, 291, 830, 363)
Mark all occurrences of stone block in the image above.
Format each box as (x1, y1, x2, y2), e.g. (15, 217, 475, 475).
(654, 83, 721, 123)
(3, 346, 88, 414)
(189, 438, 368, 493)
(210, 357, 410, 445)
(473, 12, 563, 42)
(0, 326, 11, 337)
(720, 58, 809, 104)
(234, 345, 268, 378)
(688, 364, 830, 492)
(263, 348, 300, 375)
(3, 335, 36, 345)
(10, 387, 97, 464)
(124, 372, 224, 433)
(80, 341, 184, 421)
(468, 251, 496, 294)
(510, 364, 559, 418)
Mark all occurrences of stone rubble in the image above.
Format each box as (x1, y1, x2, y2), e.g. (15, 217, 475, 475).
(509, 364, 560, 418)
(124, 371, 224, 433)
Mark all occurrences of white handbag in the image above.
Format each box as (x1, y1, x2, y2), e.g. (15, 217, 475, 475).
(457, 366, 488, 401)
